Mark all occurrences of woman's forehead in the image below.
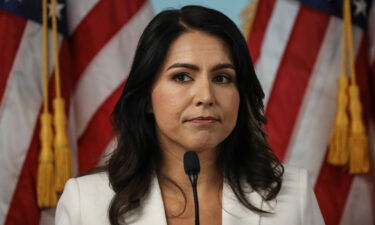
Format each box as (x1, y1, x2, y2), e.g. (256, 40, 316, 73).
(161, 31, 233, 70)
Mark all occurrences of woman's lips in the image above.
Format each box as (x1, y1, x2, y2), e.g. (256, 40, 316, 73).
(186, 116, 220, 125)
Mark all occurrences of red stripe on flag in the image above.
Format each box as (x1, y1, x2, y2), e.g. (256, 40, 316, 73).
(78, 83, 125, 174)
(371, 61, 375, 119)
(0, 9, 27, 104)
(371, 60, 375, 119)
(51, 40, 74, 106)
(69, 0, 145, 86)
(4, 116, 41, 225)
(314, 37, 369, 225)
(247, 0, 276, 62)
(314, 163, 353, 225)
(355, 37, 372, 122)
(265, 6, 330, 161)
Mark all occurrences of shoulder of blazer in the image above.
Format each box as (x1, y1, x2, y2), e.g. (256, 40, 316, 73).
(70, 172, 168, 225)
(75, 172, 114, 198)
(56, 172, 114, 225)
(75, 172, 114, 225)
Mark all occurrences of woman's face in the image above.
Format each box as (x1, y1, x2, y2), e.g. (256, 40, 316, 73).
(151, 31, 240, 155)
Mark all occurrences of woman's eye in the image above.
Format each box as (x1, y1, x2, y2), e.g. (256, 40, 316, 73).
(213, 75, 232, 84)
(172, 73, 192, 83)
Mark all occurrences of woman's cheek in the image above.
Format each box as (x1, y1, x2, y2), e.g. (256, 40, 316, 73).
(152, 87, 185, 128)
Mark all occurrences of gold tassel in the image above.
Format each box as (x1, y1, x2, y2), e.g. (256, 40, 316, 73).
(328, 0, 371, 173)
(50, 0, 72, 192)
(327, 75, 349, 165)
(348, 85, 370, 174)
(342, 0, 370, 174)
(37, 0, 56, 208)
(37, 113, 57, 208)
(327, 0, 351, 167)
(53, 98, 72, 192)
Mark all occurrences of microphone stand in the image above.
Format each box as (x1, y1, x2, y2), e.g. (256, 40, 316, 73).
(188, 173, 199, 225)
(184, 151, 200, 225)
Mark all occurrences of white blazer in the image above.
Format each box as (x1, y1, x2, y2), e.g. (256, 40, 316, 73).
(55, 166, 325, 225)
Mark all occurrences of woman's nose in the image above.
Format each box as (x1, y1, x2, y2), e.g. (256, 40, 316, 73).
(194, 77, 215, 107)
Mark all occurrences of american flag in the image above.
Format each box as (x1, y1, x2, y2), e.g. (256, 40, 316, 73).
(0, 0, 153, 224)
(247, 0, 375, 224)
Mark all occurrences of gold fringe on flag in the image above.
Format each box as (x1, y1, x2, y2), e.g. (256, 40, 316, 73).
(240, 0, 259, 40)
(37, 0, 57, 208)
(50, 0, 72, 192)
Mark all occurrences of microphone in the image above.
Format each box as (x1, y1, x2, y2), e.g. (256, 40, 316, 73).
(183, 151, 200, 225)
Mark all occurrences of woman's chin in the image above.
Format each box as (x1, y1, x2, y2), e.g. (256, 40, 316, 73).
(180, 130, 226, 152)
(183, 138, 219, 152)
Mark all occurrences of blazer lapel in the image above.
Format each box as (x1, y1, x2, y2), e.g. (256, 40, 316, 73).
(222, 182, 264, 225)
(124, 176, 167, 225)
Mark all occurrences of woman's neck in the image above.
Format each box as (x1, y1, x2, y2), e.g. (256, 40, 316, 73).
(158, 146, 222, 195)
(158, 146, 223, 224)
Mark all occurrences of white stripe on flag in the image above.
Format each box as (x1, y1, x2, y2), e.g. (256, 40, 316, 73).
(66, 0, 100, 34)
(40, 208, 56, 225)
(339, 175, 374, 225)
(255, 0, 300, 105)
(66, 102, 79, 176)
(0, 21, 62, 224)
(284, 17, 363, 185)
(73, 3, 152, 137)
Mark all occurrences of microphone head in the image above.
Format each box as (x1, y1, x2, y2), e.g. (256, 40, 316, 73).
(183, 151, 200, 175)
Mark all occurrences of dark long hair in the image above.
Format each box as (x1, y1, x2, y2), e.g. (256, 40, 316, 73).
(106, 5, 283, 225)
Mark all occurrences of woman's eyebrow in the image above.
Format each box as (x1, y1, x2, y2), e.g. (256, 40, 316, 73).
(166, 63, 235, 71)
(211, 63, 235, 72)
(167, 63, 198, 71)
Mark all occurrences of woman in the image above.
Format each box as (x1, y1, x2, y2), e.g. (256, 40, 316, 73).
(56, 5, 325, 225)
